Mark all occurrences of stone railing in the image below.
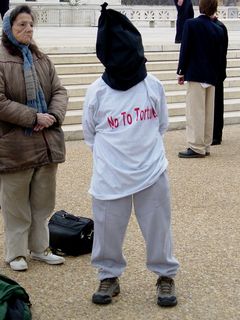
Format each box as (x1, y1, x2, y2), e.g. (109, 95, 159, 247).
(6, 4, 240, 27)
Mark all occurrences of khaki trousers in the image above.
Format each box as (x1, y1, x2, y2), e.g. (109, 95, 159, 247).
(0, 164, 57, 262)
(186, 82, 215, 154)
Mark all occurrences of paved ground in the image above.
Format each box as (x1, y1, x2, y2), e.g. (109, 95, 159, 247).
(0, 124, 240, 320)
(0, 24, 240, 319)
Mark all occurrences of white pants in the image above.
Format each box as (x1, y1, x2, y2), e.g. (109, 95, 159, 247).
(91, 171, 179, 280)
(0, 164, 57, 262)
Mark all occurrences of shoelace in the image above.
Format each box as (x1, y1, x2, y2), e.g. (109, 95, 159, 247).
(98, 279, 116, 292)
(15, 256, 26, 261)
(157, 277, 173, 294)
(43, 248, 52, 256)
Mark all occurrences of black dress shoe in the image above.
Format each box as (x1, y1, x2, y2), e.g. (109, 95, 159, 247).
(211, 139, 221, 146)
(178, 148, 205, 158)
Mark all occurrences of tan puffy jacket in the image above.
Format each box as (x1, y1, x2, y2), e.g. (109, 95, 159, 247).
(0, 45, 68, 173)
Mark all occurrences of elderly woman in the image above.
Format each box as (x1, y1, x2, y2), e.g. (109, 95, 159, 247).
(0, 5, 68, 271)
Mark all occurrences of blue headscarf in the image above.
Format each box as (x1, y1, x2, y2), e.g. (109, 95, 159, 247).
(2, 9, 47, 133)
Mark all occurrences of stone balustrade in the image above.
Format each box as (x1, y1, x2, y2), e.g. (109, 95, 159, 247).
(7, 2, 240, 27)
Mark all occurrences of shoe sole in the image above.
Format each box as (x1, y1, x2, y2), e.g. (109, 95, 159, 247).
(10, 266, 28, 271)
(157, 297, 178, 307)
(31, 256, 64, 265)
(92, 287, 120, 305)
(10, 264, 28, 271)
(178, 154, 205, 158)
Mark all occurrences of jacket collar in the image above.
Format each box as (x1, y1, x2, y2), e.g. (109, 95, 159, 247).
(198, 14, 211, 21)
(0, 44, 37, 63)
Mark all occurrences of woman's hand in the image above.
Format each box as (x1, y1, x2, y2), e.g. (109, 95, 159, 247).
(34, 113, 56, 131)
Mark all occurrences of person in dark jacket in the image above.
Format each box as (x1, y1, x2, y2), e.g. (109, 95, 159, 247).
(0, 0, 9, 19)
(212, 16, 228, 145)
(174, 0, 194, 43)
(177, 0, 224, 158)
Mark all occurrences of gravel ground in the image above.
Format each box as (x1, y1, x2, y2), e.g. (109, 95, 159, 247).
(0, 124, 239, 320)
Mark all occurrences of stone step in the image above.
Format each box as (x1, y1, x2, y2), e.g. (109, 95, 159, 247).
(65, 77, 240, 99)
(49, 53, 99, 65)
(66, 87, 240, 110)
(49, 50, 240, 65)
(163, 87, 240, 104)
(50, 52, 180, 64)
(224, 110, 240, 124)
(49, 52, 181, 65)
(60, 73, 98, 86)
(65, 81, 185, 99)
(62, 124, 84, 141)
(228, 50, 240, 59)
(63, 110, 82, 125)
(56, 59, 240, 75)
(56, 61, 180, 75)
(156, 59, 238, 70)
(68, 96, 84, 110)
(60, 68, 240, 86)
(56, 63, 104, 75)
(224, 76, 240, 88)
(168, 98, 240, 116)
(50, 52, 177, 65)
(66, 84, 88, 99)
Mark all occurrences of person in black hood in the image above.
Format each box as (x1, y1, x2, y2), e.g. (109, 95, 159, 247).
(83, 2, 179, 308)
(96, 2, 147, 91)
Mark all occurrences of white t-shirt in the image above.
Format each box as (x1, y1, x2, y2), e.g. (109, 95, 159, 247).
(83, 73, 169, 200)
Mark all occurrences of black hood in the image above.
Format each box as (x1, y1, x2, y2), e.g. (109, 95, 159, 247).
(96, 2, 147, 91)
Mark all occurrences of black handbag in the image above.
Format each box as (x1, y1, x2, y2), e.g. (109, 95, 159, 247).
(48, 210, 94, 256)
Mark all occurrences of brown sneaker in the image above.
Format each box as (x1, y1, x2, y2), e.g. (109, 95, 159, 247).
(92, 277, 120, 305)
(156, 276, 177, 307)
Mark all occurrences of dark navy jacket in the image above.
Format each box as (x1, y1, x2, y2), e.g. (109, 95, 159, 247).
(214, 19, 228, 82)
(177, 15, 224, 86)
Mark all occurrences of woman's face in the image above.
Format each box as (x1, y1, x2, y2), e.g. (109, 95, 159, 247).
(12, 13, 34, 45)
